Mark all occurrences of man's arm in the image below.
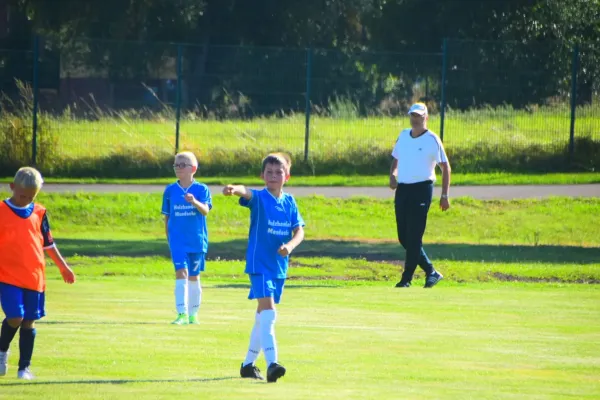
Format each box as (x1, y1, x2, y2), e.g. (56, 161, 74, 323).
(389, 158, 398, 190)
(439, 161, 451, 211)
(222, 184, 253, 201)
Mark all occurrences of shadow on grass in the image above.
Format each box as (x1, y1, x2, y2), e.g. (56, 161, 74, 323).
(37, 321, 168, 326)
(212, 283, 340, 289)
(56, 238, 600, 264)
(0, 376, 238, 386)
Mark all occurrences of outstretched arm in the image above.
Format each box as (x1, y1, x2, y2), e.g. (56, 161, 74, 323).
(45, 246, 75, 284)
(222, 185, 253, 201)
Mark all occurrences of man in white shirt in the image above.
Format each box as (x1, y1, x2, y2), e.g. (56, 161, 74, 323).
(389, 103, 451, 288)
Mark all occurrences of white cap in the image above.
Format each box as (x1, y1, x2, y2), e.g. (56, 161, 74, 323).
(407, 103, 428, 116)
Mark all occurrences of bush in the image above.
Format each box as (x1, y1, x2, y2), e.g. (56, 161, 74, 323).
(0, 81, 59, 175)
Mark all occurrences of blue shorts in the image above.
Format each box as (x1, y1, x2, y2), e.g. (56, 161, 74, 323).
(248, 274, 285, 304)
(171, 251, 205, 277)
(0, 283, 46, 320)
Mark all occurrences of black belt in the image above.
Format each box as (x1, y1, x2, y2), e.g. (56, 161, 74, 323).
(397, 180, 433, 186)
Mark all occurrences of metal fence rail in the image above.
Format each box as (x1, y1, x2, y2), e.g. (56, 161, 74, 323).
(0, 36, 598, 176)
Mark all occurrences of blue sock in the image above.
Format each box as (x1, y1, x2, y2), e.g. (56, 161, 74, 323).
(18, 328, 36, 370)
(0, 319, 19, 352)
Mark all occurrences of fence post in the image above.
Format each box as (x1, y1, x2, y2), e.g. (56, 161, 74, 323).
(569, 44, 579, 162)
(175, 44, 183, 154)
(31, 35, 40, 166)
(439, 38, 448, 142)
(304, 47, 313, 162)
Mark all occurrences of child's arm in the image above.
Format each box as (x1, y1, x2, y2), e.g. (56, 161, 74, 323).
(222, 185, 253, 201)
(278, 226, 305, 256)
(184, 194, 210, 216)
(45, 246, 76, 284)
(164, 215, 169, 241)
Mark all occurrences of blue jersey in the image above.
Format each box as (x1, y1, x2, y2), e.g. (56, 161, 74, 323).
(240, 189, 305, 279)
(161, 181, 212, 253)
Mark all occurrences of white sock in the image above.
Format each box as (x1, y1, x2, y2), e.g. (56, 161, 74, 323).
(175, 279, 188, 314)
(188, 279, 202, 316)
(243, 313, 261, 366)
(259, 309, 278, 366)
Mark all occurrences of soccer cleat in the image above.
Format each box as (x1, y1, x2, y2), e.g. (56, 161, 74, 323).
(424, 271, 443, 288)
(17, 367, 34, 380)
(240, 363, 264, 380)
(0, 350, 8, 376)
(171, 313, 189, 325)
(188, 315, 200, 325)
(266, 362, 286, 383)
(395, 280, 411, 288)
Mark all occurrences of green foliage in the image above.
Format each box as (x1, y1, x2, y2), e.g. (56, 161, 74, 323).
(0, 80, 59, 172)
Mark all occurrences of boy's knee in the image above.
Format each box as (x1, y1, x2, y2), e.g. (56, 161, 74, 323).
(175, 269, 188, 279)
(6, 317, 23, 328)
(21, 320, 35, 329)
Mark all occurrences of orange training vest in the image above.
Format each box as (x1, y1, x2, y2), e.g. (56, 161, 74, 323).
(0, 202, 47, 292)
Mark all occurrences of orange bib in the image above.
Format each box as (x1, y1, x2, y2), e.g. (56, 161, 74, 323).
(0, 202, 47, 292)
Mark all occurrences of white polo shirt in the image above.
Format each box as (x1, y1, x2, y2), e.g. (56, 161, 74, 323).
(391, 129, 448, 184)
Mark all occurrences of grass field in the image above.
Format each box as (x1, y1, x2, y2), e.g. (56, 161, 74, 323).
(0, 280, 598, 399)
(45, 109, 600, 159)
(3, 105, 600, 176)
(0, 192, 599, 398)
(2, 172, 600, 186)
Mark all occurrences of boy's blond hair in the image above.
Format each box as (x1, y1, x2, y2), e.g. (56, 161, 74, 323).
(175, 151, 198, 167)
(262, 152, 292, 174)
(13, 167, 44, 190)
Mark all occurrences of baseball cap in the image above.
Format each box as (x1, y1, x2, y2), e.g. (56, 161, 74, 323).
(407, 103, 428, 116)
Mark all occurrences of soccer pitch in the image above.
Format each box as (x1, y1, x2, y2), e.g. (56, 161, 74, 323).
(0, 279, 598, 399)
(0, 192, 599, 398)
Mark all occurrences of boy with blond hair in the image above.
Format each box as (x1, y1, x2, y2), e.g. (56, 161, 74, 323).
(162, 151, 212, 325)
(0, 167, 76, 380)
(223, 152, 305, 383)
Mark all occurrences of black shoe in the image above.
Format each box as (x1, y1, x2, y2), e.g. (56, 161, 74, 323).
(395, 280, 411, 288)
(240, 363, 264, 380)
(424, 271, 443, 288)
(266, 362, 286, 383)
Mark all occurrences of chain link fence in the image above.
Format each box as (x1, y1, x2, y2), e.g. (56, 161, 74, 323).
(0, 37, 598, 177)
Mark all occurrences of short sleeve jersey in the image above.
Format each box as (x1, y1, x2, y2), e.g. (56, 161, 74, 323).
(239, 189, 305, 279)
(161, 181, 212, 253)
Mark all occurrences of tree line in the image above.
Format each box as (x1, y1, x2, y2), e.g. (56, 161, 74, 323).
(3, 0, 599, 113)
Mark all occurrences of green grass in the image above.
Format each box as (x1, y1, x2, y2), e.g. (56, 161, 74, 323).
(0, 279, 598, 399)
(44, 109, 600, 159)
(2, 105, 600, 176)
(2, 172, 600, 186)
(9, 192, 596, 247)
(0, 192, 599, 397)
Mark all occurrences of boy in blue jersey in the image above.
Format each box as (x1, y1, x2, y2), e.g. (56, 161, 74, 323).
(222, 153, 305, 383)
(161, 152, 212, 325)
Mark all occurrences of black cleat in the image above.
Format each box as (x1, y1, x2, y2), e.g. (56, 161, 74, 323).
(240, 363, 264, 380)
(266, 362, 286, 383)
(395, 280, 411, 288)
(424, 271, 443, 288)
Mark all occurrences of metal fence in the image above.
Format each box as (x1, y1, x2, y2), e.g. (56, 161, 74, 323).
(0, 36, 599, 176)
